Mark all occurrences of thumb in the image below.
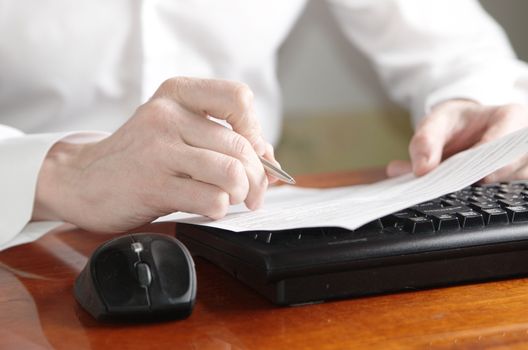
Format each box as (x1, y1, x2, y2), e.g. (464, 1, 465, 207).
(386, 160, 412, 177)
(409, 114, 452, 176)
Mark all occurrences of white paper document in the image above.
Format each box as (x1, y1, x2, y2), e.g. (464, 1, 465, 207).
(159, 127, 528, 231)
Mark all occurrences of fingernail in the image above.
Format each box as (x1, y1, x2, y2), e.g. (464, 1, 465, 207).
(413, 154, 429, 173)
(388, 163, 412, 177)
(418, 154, 430, 165)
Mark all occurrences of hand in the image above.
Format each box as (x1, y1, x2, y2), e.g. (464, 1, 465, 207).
(33, 77, 279, 232)
(387, 100, 528, 182)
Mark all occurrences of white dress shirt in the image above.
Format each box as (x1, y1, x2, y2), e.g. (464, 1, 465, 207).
(1, 0, 527, 250)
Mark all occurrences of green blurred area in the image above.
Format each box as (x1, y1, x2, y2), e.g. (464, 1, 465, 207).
(275, 109, 414, 175)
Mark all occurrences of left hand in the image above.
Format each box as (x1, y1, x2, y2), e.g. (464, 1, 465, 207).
(386, 100, 528, 182)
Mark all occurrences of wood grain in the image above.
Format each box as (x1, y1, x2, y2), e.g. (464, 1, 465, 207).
(2, 169, 528, 349)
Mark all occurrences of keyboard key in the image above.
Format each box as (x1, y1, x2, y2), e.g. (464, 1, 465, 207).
(498, 199, 527, 207)
(495, 193, 523, 200)
(441, 199, 468, 207)
(412, 201, 442, 209)
(505, 206, 528, 223)
(456, 211, 485, 228)
(403, 217, 435, 234)
(499, 184, 525, 194)
(470, 202, 501, 211)
(381, 210, 413, 227)
(455, 194, 471, 201)
(468, 195, 495, 204)
(431, 214, 460, 231)
(481, 208, 509, 226)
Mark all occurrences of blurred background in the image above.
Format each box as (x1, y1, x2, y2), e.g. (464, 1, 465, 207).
(276, 0, 528, 175)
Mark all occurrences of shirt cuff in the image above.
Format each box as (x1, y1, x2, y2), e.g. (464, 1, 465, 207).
(414, 61, 528, 125)
(0, 131, 109, 251)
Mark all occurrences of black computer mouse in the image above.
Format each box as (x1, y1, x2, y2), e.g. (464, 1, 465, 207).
(74, 233, 196, 321)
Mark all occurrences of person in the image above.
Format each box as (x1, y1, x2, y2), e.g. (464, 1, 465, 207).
(1, 0, 528, 249)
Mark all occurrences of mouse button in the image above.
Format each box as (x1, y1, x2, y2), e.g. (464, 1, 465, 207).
(135, 262, 152, 287)
(149, 238, 191, 300)
(93, 248, 149, 311)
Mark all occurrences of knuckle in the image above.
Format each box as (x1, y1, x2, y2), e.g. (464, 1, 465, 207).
(160, 76, 185, 91)
(229, 134, 252, 158)
(216, 150, 251, 204)
(220, 157, 249, 203)
(229, 181, 249, 205)
(145, 98, 173, 123)
(223, 157, 246, 182)
(207, 191, 229, 219)
(158, 77, 176, 96)
(232, 82, 254, 112)
(159, 76, 194, 101)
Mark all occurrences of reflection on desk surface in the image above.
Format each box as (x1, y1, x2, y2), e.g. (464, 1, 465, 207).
(3, 172, 528, 349)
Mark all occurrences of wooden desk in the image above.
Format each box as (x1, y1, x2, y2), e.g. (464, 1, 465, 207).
(3, 169, 528, 349)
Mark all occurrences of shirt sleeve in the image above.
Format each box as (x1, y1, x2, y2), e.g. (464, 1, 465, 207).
(0, 127, 108, 251)
(327, 0, 528, 125)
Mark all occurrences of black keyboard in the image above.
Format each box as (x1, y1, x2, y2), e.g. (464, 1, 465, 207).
(177, 181, 528, 305)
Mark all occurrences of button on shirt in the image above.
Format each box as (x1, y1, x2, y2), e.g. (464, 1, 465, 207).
(1, 0, 528, 249)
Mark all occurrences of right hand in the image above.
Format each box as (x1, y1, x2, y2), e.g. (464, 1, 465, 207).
(33, 77, 279, 232)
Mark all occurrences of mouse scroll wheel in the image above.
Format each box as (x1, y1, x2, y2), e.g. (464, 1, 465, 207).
(135, 262, 152, 288)
(131, 242, 144, 253)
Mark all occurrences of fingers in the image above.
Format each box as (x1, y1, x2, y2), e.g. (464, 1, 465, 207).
(409, 103, 528, 183)
(159, 177, 231, 220)
(472, 105, 528, 183)
(474, 105, 527, 147)
(175, 113, 268, 209)
(409, 113, 453, 176)
(167, 144, 250, 205)
(147, 79, 277, 210)
(154, 77, 267, 154)
(481, 154, 528, 183)
(386, 160, 412, 177)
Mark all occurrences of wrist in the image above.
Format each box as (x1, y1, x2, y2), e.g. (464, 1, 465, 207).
(32, 142, 87, 221)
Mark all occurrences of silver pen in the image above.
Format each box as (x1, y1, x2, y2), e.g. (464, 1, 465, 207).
(259, 156, 296, 185)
